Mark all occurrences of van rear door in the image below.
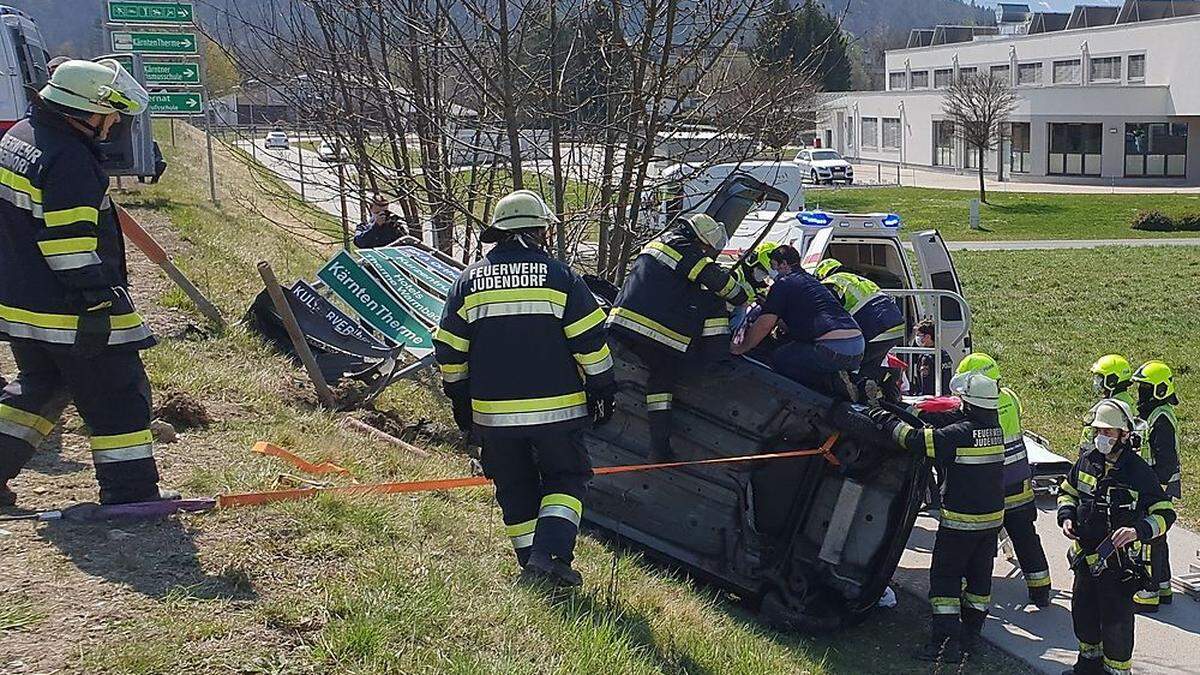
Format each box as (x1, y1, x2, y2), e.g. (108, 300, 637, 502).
(911, 229, 970, 364)
(800, 226, 834, 272)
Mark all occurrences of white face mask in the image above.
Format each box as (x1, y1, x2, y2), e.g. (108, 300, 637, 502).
(1094, 434, 1117, 454)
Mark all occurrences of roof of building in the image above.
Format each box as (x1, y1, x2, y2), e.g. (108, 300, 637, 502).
(930, 25, 999, 46)
(906, 29, 935, 48)
(996, 3, 1032, 23)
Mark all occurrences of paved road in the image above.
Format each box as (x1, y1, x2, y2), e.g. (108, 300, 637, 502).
(896, 500, 1200, 674)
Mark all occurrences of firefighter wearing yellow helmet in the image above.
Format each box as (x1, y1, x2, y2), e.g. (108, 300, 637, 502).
(957, 353, 1051, 607)
(813, 258, 905, 396)
(608, 213, 749, 461)
(1081, 355, 1136, 453)
(1130, 360, 1180, 612)
(0, 59, 173, 507)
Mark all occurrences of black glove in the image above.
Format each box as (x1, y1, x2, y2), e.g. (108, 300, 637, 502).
(588, 381, 618, 427)
(451, 396, 472, 432)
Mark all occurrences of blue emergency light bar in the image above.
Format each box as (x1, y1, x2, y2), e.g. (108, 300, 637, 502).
(794, 210, 903, 229)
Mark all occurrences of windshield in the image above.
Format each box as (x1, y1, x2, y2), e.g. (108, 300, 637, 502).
(811, 150, 842, 161)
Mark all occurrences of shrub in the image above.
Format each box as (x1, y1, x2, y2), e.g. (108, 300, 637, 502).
(1131, 210, 1176, 232)
(1176, 214, 1200, 232)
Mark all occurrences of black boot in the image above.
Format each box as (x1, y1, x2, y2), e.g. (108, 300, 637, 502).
(648, 442, 676, 463)
(525, 551, 583, 588)
(1029, 586, 1051, 608)
(960, 624, 983, 660)
(1063, 657, 1103, 675)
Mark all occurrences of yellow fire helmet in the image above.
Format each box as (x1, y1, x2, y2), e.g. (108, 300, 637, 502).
(1132, 360, 1175, 401)
(956, 352, 1000, 380)
(1090, 354, 1133, 394)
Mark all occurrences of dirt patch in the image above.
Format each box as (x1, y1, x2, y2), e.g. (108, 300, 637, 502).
(154, 390, 213, 431)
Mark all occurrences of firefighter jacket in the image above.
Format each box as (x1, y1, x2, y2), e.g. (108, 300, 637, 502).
(0, 106, 152, 349)
(1139, 401, 1181, 499)
(820, 271, 905, 343)
(434, 239, 613, 435)
(607, 227, 748, 353)
(1057, 447, 1175, 569)
(998, 387, 1035, 511)
(893, 407, 1006, 531)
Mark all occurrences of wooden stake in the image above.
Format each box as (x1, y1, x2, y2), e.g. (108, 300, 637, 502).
(257, 261, 337, 409)
(342, 416, 430, 457)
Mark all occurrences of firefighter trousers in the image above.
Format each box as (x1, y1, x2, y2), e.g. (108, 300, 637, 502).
(1072, 568, 1136, 675)
(860, 337, 901, 385)
(479, 428, 593, 566)
(624, 338, 683, 457)
(929, 526, 998, 640)
(1005, 503, 1051, 591)
(0, 340, 159, 504)
(1135, 533, 1173, 607)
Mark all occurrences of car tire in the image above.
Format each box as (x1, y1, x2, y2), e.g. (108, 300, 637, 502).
(810, 170, 818, 185)
(846, 178, 854, 185)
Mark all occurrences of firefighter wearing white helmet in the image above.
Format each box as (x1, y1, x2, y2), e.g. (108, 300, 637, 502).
(1058, 397, 1175, 675)
(871, 370, 1005, 662)
(435, 189, 615, 587)
(607, 213, 748, 461)
(0, 59, 174, 507)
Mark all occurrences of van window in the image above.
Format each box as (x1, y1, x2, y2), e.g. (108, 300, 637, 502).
(8, 26, 47, 89)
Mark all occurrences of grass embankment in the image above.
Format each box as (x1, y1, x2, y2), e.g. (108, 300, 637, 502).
(34, 126, 1031, 673)
(956, 247, 1200, 521)
(807, 186, 1200, 241)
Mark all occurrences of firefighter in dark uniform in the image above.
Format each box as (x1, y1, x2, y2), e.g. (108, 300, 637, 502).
(812, 258, 905, 393)
(1081, 355, 1136, 452)
(958, 353, 1052, 607)
(874, 371, 1005, 662)
(435, 190, 616, 587)
(607, 214, 748, 461)
(1130, 360, 1180, 612)
(0, 59, 174, 506)
(1058, 398, 1175, 675)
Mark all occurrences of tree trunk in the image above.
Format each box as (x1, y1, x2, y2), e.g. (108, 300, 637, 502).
(977, 147, 987, 204)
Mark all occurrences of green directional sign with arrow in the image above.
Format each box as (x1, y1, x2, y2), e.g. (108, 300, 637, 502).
(143, 61, 200, 85)
(111, 31, 198, 55)
(108, 1, 195, 24)
(148, 91, 203, 115)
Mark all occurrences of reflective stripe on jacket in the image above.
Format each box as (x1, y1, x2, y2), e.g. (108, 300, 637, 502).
(0, 106, 152, 349)
(434, 239, 613, 433)
(820, 271, 904, 343)
(1142, 404, 1181, 498)
(608, 228, 747, 353)
(999, 387, 1035, 511)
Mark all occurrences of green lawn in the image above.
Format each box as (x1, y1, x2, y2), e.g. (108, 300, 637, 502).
(806, 186, 1200, 241)
(956, 246, 1199, 521)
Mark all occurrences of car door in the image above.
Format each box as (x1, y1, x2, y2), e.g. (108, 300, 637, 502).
(910, 229, 971, 366)
(796, 151, 810, 174)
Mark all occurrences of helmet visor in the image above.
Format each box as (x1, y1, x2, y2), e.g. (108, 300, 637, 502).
(96, 59, 148, 115)
(1092, 373, 1108, 395)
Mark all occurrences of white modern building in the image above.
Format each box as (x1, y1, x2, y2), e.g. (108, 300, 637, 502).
(817, 0, 1200, 185)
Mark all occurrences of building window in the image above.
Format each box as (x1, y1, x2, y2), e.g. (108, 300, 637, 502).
(882, 118, 901, 149)
(934, 68, 953, 88)
(1128, 54, 1146, 81)
(933, 121, 955, 167)
(1125, 123, 1188, 177)
(889, 71, 907, 90)
(1008, 122, 1030, 173)
(1053, 59, 1081, 84)
(990, 64, 1010, 84)
(910, 70, 930, 89)
(1089, 56, 1121, 82)
(1048, 123, 1102, 175)
(861, 117, 878, 147)
(847, 118, 855, 148)
(958, 67, 977, 81)
(1017, 62, 1042, 85)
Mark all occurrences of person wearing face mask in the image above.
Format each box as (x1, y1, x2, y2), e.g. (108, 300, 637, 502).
(0, 59, 177, 507)
(1129, 360, 1180, 613)
(870, 371, 1005, 663)
(733, 244, 863, 399)
(910, 318, 953, 396)
(608, 214, 749, 461)
(1058, 398, 1174, 675)
(1081, 355, 1136, 453)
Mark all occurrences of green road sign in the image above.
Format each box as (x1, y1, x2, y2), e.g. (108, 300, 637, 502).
(143, 61, 200, 85)
(148, 91, 203, 115)
(317, 251, 433, 352)
(111, 31, 197, 55)
(108, 1, 194, 24)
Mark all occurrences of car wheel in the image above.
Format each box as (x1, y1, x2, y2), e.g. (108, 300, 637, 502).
(846, 178, 854, 185)
(810, 170, 818, 184)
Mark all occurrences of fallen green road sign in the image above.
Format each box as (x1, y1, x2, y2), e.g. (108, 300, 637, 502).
(148, 91, 203, 115)
(108, 1, 194, 24)
(111, 31, 198, 54)
(317, 251, 433, 353)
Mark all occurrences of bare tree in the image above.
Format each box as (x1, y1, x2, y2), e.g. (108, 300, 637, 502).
(942, 73, 1018, 204)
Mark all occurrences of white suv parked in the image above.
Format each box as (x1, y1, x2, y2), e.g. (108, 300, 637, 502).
(794, 148, 854, 185)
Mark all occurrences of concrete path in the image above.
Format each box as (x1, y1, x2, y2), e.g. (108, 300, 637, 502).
(895, 497, 1200, 674)
(848, 162, 1200, 194)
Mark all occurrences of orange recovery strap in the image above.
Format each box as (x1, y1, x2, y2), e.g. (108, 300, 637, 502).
(216, 433, 841, 509)
(252, 441, 352, 477)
